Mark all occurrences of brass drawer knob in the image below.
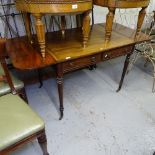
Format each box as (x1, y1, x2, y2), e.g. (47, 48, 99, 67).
(104, 54, 108, 58)
(91, 56, 96, 62)
(70, 62, 74, 66)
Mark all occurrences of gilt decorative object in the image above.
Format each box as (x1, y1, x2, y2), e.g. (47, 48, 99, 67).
(15, 0, 92, 58)
(93, 0, 150, 42)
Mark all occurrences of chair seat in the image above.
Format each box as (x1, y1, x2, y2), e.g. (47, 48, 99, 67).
(0, 94, 44, 151)
(0, 65, 24, 96)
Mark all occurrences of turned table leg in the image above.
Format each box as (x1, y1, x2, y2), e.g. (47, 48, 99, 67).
(24, 13, 33, 44)
(105, 7, 115, 42)
(33, 13, 46, 58)
(38, 130, 49, 155)
(56, 64, 64, 120)
(82, 10, 91, 48)
(117, 52, 133, 92)
(136, 7, 147, 36)
(61, 16, 66, 37)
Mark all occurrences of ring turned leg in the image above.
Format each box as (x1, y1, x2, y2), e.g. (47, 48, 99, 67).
(56, 64, 64, 120)
(24, 13, 33, 44)
(105, 7, 116, 42)
(38, 130, 49, 155)
(117, 53, 132, 92)
(33, 13, 46, 58)
(61, 16, 66, 37)
(82, 10, 91, 48)
(136, 7, 146, 36)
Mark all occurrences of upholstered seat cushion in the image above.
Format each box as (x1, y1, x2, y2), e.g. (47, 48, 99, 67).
(0, 94, 44, 151)
(0, 65, 24, 96)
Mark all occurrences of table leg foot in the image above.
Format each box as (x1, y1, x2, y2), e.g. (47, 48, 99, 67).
(105, 7, 115, 42)
(59, 108, 64, 120)
(82, 10, 91, 48)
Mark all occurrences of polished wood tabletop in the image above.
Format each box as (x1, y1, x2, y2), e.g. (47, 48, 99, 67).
(6, 23, 149, 70)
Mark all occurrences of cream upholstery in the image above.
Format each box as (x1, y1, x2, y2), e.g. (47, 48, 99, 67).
(0, 94, 44, 151)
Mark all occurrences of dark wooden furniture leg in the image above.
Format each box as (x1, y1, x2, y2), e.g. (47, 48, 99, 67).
(24, 13, 33, 44)
(56, 64, 64, 120)
(38, 130, 49, 155)
(82, 10, 91, 48)
(37, 69, 43, 88)
(117, 52, 133, 92)
(105, 7, 116, 42)
(18, 88, 28, 103)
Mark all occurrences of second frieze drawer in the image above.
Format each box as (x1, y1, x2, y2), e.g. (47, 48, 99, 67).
(62, 54, 101, 73)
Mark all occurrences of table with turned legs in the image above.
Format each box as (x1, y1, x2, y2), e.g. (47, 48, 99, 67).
(93, 0, 150, 42)
(6, 23, 149, 120)
(15, 0, 92, 58)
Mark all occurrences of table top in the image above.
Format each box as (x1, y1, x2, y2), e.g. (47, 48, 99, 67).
(6, 23, 149, 70)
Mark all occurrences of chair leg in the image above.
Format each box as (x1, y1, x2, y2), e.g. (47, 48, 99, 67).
(38, 130, 49, 155)
(18, 88, 28, 103)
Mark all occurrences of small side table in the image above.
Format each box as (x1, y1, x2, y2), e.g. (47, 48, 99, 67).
(15, 0, 92, 58)
(93, 0, 150, 42)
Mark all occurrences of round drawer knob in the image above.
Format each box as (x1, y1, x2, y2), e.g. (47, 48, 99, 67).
(104, 54, 108, 58)
(91, 56, 96, 62)
(70, 62, 74, 66)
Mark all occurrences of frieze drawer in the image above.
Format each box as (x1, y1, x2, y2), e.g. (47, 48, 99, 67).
(102, 46, 133, 61)
(62, 54, 102, 73)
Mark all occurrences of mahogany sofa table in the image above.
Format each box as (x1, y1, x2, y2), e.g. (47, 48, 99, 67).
(15, 0, 92, 58)
(6, 23, 149, 120)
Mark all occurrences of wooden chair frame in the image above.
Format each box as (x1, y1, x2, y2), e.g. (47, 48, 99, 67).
(0, 38, 28, 102)
(0, 129, 49, 155)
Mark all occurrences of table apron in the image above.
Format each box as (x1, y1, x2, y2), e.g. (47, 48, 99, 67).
(62, 45, 133, 74)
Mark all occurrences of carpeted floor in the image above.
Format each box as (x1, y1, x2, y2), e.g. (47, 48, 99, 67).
(11, 56, 155, 155)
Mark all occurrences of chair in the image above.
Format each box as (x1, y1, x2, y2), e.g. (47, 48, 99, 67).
(0, 93, 49, 155)
(0, 38, 27, 101)
(127, 12, 155, 92)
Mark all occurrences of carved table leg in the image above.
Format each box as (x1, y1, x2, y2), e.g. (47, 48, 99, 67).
(24, 13, 33, 44)
(117, 52, 133, 92)
(56, 64, 64, 120)
(61, 16, 66, 37)
(136, 7, 146, 36)
(33, 13, 46, 58)
(82, 10, 91, 48)
(105, 7, 115, 42)
(38, 130, 49, 155)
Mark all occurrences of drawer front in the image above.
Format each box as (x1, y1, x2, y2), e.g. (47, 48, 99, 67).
(62, 54, 101, 73)
(102, 46, 133, 61)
